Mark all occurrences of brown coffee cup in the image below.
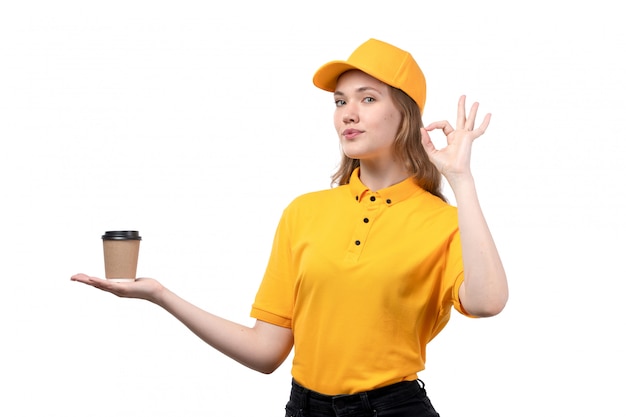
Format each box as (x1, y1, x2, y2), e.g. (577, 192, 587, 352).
(102, 231, 141, 282)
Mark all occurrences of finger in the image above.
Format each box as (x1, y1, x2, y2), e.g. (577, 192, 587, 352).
(475, 113, 492, 135)
(420, 128, 436, 154)
(424, 120, 454, 136)
(466, 101, 479, 131)
(71, 273, 94, 283)
(456, 95, 467, 129)
(424, 120, 444, 131)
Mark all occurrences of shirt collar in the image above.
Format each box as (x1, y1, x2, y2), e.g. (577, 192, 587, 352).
(348, 167, 425, 206)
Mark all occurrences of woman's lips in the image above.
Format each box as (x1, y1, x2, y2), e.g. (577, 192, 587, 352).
(343, 128, 362, 139)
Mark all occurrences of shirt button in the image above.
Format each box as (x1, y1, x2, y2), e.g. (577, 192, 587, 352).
(355, 240, 361, 246)
(363, 218, 369, 223)
(370, 196, 376, 201)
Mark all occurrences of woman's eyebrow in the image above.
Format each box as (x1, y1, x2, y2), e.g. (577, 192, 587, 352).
(334, 86, 383, 97)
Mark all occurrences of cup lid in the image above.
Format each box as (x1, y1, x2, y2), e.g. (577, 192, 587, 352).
(102, 230, 142, 240)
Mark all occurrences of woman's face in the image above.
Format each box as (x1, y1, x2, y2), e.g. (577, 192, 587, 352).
(333, 70, 401, 165)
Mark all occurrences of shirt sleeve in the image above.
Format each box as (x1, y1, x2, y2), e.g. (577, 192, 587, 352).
(250, 207, 294, 329)
(447, 229, 478, 318)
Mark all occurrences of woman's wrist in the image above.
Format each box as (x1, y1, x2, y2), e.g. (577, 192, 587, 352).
(446, 172, 476, 197)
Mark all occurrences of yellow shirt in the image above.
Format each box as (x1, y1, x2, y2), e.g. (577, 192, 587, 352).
(250, 168, 471, 395)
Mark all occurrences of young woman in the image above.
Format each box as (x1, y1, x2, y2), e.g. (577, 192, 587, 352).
(72, 38, 508, 417)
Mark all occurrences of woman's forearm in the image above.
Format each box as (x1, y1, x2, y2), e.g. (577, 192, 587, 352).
(451, 176, 508, 317)
(154, 287, 294, 373)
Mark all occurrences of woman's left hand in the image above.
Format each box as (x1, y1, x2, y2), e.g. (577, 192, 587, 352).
(421, 95, 491, 184)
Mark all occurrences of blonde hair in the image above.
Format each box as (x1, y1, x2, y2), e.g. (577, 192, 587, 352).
(331, 87, 446, 202)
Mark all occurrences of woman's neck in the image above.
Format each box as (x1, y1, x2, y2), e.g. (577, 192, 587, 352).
(358, 161, 410, 192)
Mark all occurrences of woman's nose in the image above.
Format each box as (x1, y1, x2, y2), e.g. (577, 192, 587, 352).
(342, 105, 358, 124)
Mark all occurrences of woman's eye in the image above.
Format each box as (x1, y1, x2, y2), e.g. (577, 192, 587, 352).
(364, 97, 375, 103)
(335, 99, 346, 107)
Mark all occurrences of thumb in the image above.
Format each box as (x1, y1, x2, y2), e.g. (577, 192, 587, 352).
(420, 128, 436, 155)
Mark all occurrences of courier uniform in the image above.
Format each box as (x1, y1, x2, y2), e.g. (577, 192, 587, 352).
(250, 168, 473, 396)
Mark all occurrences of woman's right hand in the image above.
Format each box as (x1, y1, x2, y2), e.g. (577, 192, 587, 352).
(71, 273, 165, 304)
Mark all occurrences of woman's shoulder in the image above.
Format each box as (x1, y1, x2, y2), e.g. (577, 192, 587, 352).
(285, 185, 348, 211)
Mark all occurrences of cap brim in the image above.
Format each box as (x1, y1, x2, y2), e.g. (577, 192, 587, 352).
(312, 61, 361, 93)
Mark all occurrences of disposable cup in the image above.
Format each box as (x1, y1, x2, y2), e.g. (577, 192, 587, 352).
(102, 231, 141, 282)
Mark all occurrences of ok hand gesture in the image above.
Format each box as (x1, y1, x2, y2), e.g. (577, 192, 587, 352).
(421, 95, 491, 185)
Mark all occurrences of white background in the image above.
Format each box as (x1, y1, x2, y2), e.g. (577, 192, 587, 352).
(1, 1, 624, 416)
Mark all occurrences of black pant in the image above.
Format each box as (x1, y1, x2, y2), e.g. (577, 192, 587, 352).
(285, 379, 440, 417)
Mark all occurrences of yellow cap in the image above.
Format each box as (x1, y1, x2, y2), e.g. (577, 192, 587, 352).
(313, 38, 427, 112)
